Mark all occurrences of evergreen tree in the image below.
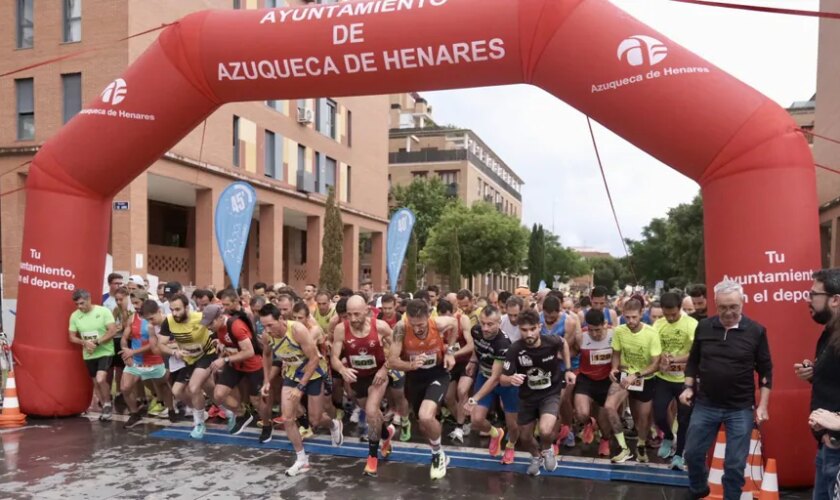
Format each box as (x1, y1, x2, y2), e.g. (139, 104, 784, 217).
(319, 186, 343, 292)
(528, 224, 546, 292)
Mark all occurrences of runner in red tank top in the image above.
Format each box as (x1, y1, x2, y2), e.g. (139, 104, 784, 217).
(331, 296, 395, 477)
(389, 299, 459, 480)
(572, 308, 619, 458)
(436, 299, 474, 443)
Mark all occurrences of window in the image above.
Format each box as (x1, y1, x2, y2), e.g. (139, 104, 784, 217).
(16, 78, 34, 140)
(16, 0, 33, 49)
(297, 144, 306, 176)
(412, 171, 428, 179)
(265, 0, 285, 6)
(347, 110, 352, 147)
(325, 157, 337, 192)
(438, 171, 457, 185)
(477, 178, 482, 197)
(346, 165, 352, 202)
(63, 0, 82, 43)
(266, 100, 282, 112)
(232, 116, 240, 167)
(264, 130, 282, 180)
(62, 73, 82, 124)
(316, 98, 337, 139)
(326, 99, 337, 138)
(233, 0, 242, 8)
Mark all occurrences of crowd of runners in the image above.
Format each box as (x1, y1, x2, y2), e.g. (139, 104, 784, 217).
(70, 275, 709, 479)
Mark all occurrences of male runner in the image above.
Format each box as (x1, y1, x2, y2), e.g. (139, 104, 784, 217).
(652, 292, 696, 469)
(502, 309, 575, 476)
(314, 290, 335, 333)
(541, 294, 582, 450)
(464, 306, 520, 464)
(376, 293, 411, 441)
(500, 295, 523, 342)
(589, 286, 616, 326)
(259, 303, 343, 476)
(604, 298, 661, 463)
(437, 299, 474, 443)
(573, 308, 616, 457)
(145, 294, 217, 439)
(426, 285, 441, 314)
(389, 299, 458, 480)
(303, 283, 318, 314)
(331, 296, 397, 476)
(69, 289, 117, 421)
(456, 289, 483, 327)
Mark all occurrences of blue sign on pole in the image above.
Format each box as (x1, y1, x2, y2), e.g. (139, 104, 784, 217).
(386, 208, 416, 293)
(215, 182, 257, 290)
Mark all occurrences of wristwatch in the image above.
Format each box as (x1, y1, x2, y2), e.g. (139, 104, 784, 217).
(634, 371, 641, 378)
(223, 357, 231, 364)
(468, 397, 477, 405)
(296, 383, 307, 393)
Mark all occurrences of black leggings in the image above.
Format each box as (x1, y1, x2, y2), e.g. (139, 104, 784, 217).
(653, 379, 692, 456)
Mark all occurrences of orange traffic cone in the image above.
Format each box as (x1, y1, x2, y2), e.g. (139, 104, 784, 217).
(743, 428, 764, 498)
(757, 458, 779, 500)
(704, 429, 726, 499)
(0, 371, 27, 428)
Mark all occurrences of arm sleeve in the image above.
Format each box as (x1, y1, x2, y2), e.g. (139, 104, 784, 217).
(755, 326, 773, 389)
(69, 314, 78, 332)
(159, 318, 174, 340)
(502, 345, 518, 376)
(494, 337, 511, 362)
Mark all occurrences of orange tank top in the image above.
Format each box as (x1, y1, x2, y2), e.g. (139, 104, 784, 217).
(401, 318, 446, 370)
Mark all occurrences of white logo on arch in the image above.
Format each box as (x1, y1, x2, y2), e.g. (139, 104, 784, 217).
(101, 78, 128, 105)
(617, 35, 668, 67)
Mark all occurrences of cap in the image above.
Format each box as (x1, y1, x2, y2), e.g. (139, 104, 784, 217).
(200, 304, 224, 326)
(163, 281, 183, 295)
(129, 275, 145, 287)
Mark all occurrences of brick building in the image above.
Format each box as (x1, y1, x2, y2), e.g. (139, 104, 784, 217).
(0, 0, 389, 299)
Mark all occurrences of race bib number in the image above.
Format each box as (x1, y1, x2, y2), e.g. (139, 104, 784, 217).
(410, 351, 438, 369)
(168, 356, 186, 372)
(81, 331, 99, 342)
(589, 348, 612, 366)
(181, 343, 203, 357)
(280, 353, 303, 367)
(665, 361, 686, 378)
(527, 369, 552, 390)
(349, 354, 377, 370)
(621, 372, 644, 392)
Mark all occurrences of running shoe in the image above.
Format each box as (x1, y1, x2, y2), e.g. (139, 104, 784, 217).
(430, 450, 449, 480)
(381, 425, 396, 459)
(350, 407, 361, 424)
(168, 409, 180, 423)
(156, 408, 170, 419)
(124, 412, 143, 429)
(400, 421, 412, 442)
(226, 411, 237, 433)
(658, 438, 674, 459)
(489, 427, 505, 457)
(558, 424, 571, 442)
(542, 447, 558, 472)
(501, 445, 515, 465)
(147, 401, 165, 417)
(526, 456, 542, 476)
(598, 438, 611, 457)
(285, 460, 310, 476)
(363, 456, 379, 477)
(563, 431, 576, 448)
(300, 426, 314, 439)
(582, 418, 596, 445)
(449, 427, 464, 444)
(190, 422, 206, 439)
(611, 447, 633, 463)
(636, 445, 649, 463)
(272, 415, 286, 426)
(99, 404, 113, 421)
(230, 413, 254, 435)
(331, 418, 345, 446)
(208, 405, 221, 419)
(259, 426, 273, 444)
(670, 454, 686, 471)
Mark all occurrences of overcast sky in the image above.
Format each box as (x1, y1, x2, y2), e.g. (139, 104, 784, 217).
(423, 0, 819, 256)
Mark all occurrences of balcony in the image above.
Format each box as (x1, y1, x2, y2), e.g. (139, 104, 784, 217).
(389, 149, 522, 201)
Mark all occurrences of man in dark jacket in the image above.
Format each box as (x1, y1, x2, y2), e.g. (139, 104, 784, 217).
(679, 280, 772, 500)
(797, 268, 840, 499)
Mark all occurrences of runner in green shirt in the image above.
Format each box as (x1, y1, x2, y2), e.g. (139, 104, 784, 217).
(68, 289, 117, 421)
(604, 298, 661, 464)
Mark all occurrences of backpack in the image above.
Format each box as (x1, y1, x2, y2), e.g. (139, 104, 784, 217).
(226, 310, 263, 356)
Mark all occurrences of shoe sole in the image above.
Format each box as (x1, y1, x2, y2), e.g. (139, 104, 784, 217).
(611, 455, 633, 463)
(430, 456, 450, 480)
(124, 419, 143, 429)
(285, 467, 310, 477)
(232, 414, 255, 436)
(332, 420, 344, 446)
(260, 434, 273, 444)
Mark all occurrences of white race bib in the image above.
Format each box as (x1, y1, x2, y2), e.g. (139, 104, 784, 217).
(589, 348, 612, 366)
(621, 372, 645, 392)
(81, 331, 99, 342)
(181, 343, 203, 357)
(665, 361, 686, 378)
(410, 352, 438, 369)
(349, 354, 377, 370)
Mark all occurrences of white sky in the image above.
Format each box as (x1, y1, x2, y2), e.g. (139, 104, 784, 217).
(423, 0, 819, 255)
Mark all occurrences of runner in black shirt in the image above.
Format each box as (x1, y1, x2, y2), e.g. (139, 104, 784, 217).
(502, 309, 575, 476)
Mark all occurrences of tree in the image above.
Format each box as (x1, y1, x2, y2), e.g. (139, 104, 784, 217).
(319, 186, 343, 292)
(588, 256, 632, 295)
(544, 232, 588, 284)
(528, 224, 546, 292)
(422, 202, 528, 278)
(449, 229, 461, 290)
(390, 177, 454, 248)
(405, 231, 418, 293)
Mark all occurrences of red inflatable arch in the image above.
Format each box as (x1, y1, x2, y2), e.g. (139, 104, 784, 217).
(12, 0, 819, 486)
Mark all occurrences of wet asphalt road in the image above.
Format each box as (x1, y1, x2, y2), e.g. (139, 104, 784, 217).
(0, 416, 813, 500)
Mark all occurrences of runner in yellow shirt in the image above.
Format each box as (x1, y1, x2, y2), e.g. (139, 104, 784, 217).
(603, 298, 661, 464)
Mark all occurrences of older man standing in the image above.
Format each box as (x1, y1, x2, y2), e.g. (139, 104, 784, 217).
(798, 269, 840, 499)
(680, 280, 772, 500)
